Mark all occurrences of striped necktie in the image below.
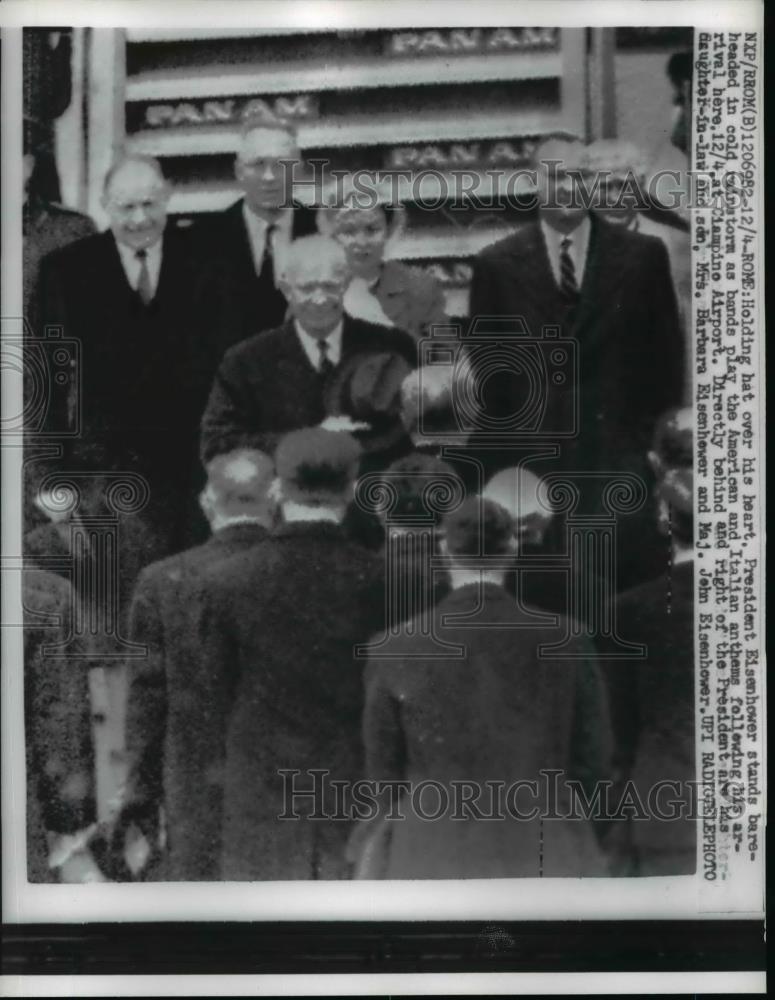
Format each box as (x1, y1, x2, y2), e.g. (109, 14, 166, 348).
(559, 236, 578, 303)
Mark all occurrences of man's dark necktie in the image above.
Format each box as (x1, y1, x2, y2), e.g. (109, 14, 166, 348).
(318, 339, 335, 378)
(559, 236, 579, 304)
(135, 249, 153, 306)
(261, 223, 276, 287)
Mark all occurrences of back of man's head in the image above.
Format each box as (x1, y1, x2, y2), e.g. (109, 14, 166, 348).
(482, 466, 552, 547)
(667, 50, 693, 89)
(382, 453, 457, 518)
(649, 406, 693, 546)
(650, 406, 693, 474)
(201, 449, 275, 528)
(276, 428, 362, 508)
(443, 497, 515, 560)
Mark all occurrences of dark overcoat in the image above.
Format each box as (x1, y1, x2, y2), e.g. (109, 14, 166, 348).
(191, 198, 317, 340)
(469, 215, 685, 588)
(36, 226, 232, 551)
(200, 521, 386, 880)
(23, 568, 95, 882)
(24, 199, 96, 321)
(357, 582, 613, 879)
(122, 522, 269, 880)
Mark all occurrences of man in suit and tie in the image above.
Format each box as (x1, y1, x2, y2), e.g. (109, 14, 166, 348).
(200, 429, 386, 880)
(115, 448, 276, 880)
(194, 115, 317, 339)
(200, 234, 417, 464)
(469, 134, 684, 588)
(37, 154, 230, 559)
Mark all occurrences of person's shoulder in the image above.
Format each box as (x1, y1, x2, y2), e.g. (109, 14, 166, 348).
(192, 199, 244, 233)
(637, 213, 690, 248)
(201, 535, 277, 590)
(345, 314, 416, 356)
(382, 259, 436, 291)
(595, 214, 666, 257)
(44, 202, 96, 234)
(135, 541, 214, 593)
(42, 227, 108, 268)
(221, 322, 291, 365)
(476, 221, 538, 262)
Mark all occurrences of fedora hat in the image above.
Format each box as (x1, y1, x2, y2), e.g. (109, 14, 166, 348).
(323, 350, 413, 455)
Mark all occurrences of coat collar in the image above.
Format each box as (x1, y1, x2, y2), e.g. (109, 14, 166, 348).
(210, 521, 269, 547)
(273, 520, 346, 541)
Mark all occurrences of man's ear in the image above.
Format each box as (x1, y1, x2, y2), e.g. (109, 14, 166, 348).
(199, 488, 213, 520)
(647, 449, 664, 479)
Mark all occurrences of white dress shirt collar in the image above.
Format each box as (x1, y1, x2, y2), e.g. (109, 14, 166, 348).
(282, 503, 342, 524)
(115, 237, 163, 297)
(539, 213, 592, 291)
(294, 319, 344, 371)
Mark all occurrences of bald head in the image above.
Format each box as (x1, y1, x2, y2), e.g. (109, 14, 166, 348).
(482, 466, 553, 548)
(102, 155, 170, 251)
(283, 236, 351, 339)
(200, 449, 276, 529)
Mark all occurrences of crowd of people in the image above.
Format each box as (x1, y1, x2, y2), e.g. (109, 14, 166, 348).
(22, 60, 696, 883)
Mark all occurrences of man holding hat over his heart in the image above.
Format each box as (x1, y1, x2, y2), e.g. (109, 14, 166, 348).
(201, 234, 417, 473)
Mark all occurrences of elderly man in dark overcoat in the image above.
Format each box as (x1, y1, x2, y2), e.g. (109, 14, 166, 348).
(200, 429, 386, 880)
(36, 154, 234, 560)
(200, 235, 417, 467)
(116, 450, 276, 880)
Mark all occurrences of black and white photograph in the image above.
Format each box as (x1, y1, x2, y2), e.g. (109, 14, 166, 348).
(1, 0, 765, 957)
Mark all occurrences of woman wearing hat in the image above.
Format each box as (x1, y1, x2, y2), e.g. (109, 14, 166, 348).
(317, 178, 448, 342)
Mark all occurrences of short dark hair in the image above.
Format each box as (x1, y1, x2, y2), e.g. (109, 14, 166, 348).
(382, 454, 456, 518)
(667, 51, 693, 89)
(276, 428, 361, 504)
(652, 406, 692, 469)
